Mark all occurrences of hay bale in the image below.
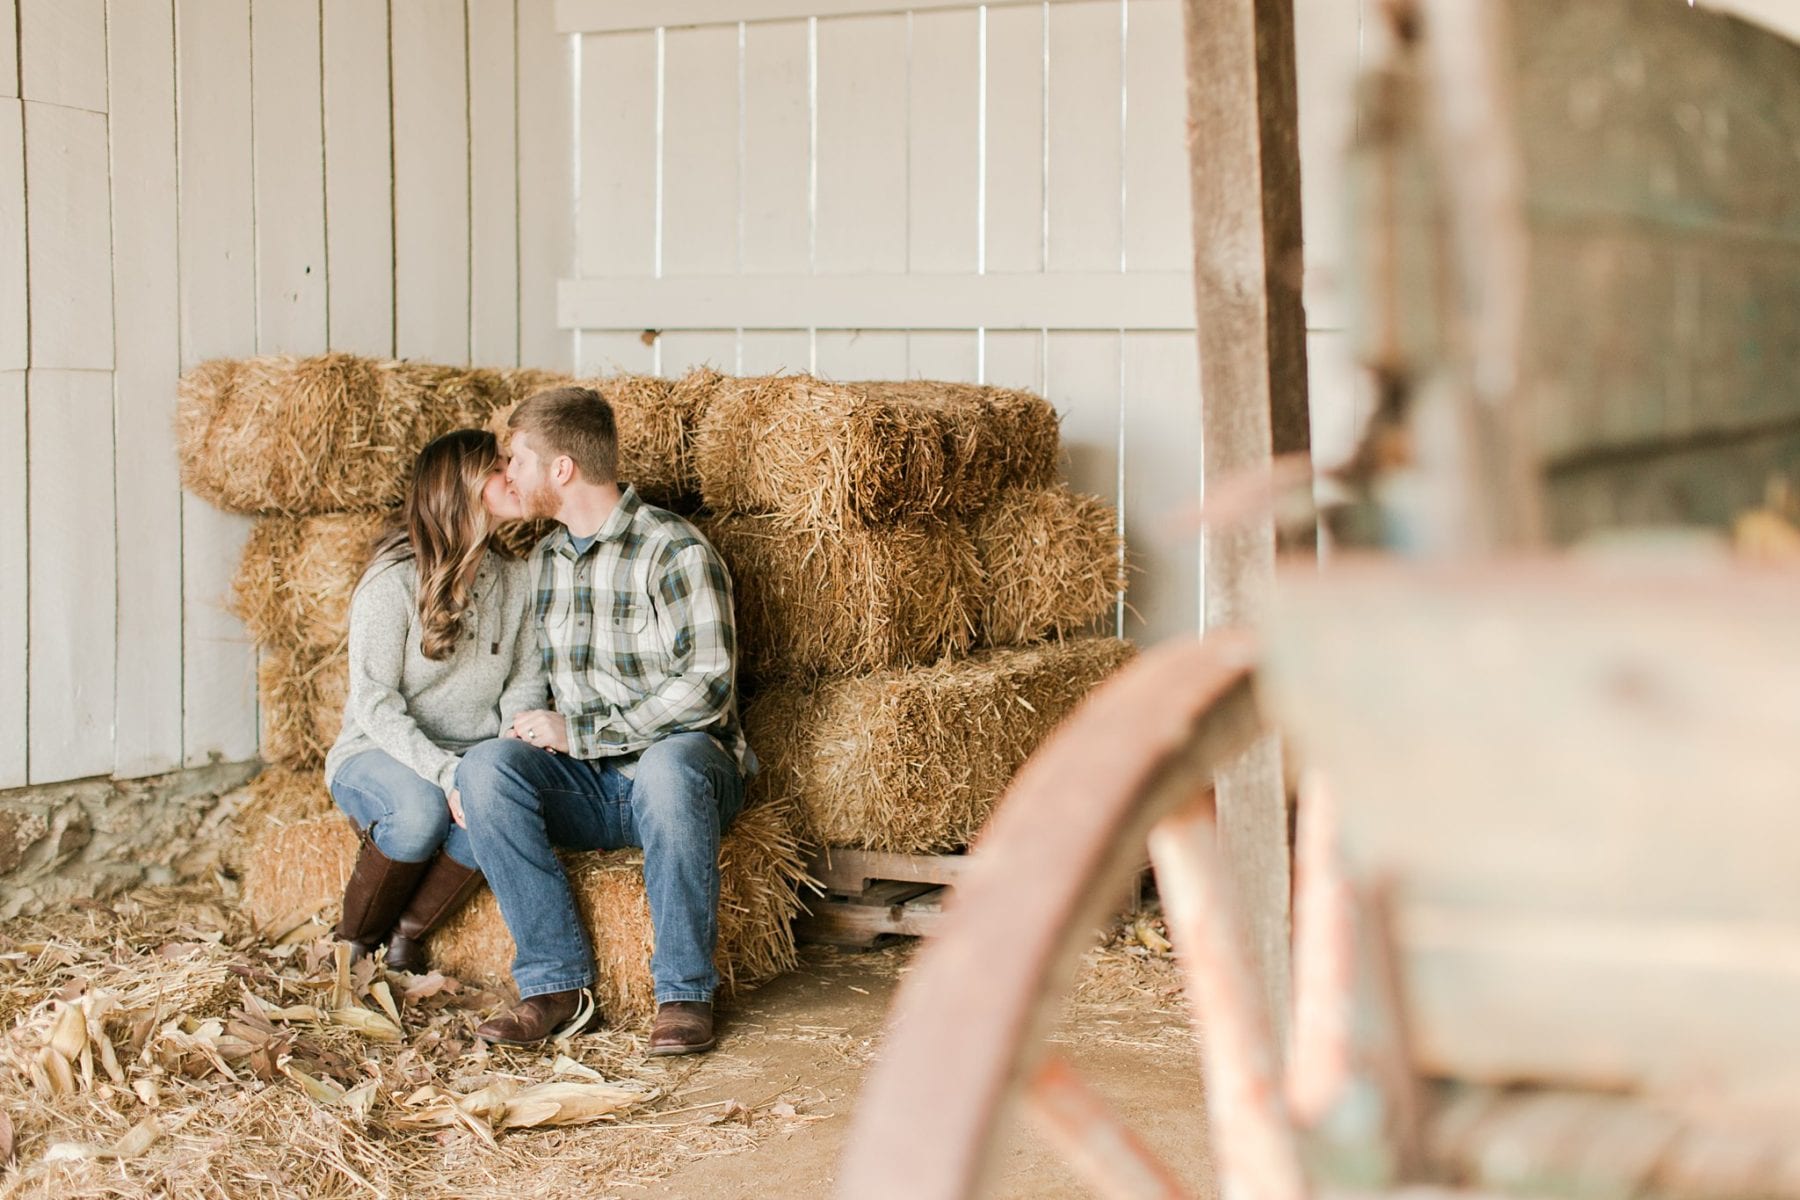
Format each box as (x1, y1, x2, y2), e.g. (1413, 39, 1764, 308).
(177, 354, 513, 515)
(233, 513, 389, 652)
(487, 368, 717, 509)
(259, 645, 348, 771)
(215, 767, 336, 877)
(744, 637, 1136, 854)
(973, 485, 1126, 645)
(241, 811, 359, 934)
(699, 512, 985, 683)
(234, 513, 551, 653)
(692, 375, 1061, 528)
(240, 800, 807, 1025)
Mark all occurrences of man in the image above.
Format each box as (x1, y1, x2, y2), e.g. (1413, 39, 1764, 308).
(455, 386, 753, 1054)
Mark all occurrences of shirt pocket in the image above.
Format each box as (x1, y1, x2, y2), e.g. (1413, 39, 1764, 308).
(604, 600, 651, 638)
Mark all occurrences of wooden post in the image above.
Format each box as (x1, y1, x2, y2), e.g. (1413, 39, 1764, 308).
(1181, 0, 1311, 1038)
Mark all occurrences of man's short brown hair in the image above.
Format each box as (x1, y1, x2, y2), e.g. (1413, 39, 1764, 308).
(508, 386, 619, 484)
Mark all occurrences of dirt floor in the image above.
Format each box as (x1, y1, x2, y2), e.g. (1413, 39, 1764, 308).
(0, 882, 1212, 1199)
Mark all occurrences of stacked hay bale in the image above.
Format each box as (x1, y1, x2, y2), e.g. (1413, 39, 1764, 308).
(180, 355, 806, 1022)
(684, 373, 1133, 857)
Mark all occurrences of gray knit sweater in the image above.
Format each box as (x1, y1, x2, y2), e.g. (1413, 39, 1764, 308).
(322, 551, 548, 794)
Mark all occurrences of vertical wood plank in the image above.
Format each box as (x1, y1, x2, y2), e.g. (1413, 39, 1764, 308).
(1047, 330, 1121, 557)
(470, 0, 519, 365)
(0, 0, 17, 98)
(906, 332, 979, 382)
(0, 99, 23, 369)
(251, 0, 327, 354)
(322, 0, 394, 357)
(814, 13, 906, 274)
(984, 2, 1044, 276)
(741, 18, 808, 275)
(816, 330, 907, 380)
(1047, 0, 1122, 272)
(1292, 0, 1361, 330)
(737, 329, 809, 375)
(392, 0, 470, 363)
(24, 102, 112, 369)
(661, 23, 738, 276)
(27, 369, 115, 783)
(577, 330, 654, 375)
(984, 329, 1044, 393)
(0, 371, 23, 787)
(907, 7, 979, 379)
(18, 0, 106, 111)
(656, 330, 737, 376)
(108, 0, 183, 778)
(517, 0, 574, 370)
(578, 29, 656, 278)
(176, 0, 259, 768)
(1123, 0, 1191, 273)
(1182, 0, 1312, 1036)
(1123, 331, 1201, 642)
(908, 7, 977, 274)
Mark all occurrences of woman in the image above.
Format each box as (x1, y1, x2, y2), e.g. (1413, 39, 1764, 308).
(323, 428, 548, 972)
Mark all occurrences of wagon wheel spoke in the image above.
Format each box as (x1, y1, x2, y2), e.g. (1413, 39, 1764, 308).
(1149, 800, 1309, 1200)
(1023, 1053, 1194, 1200)
(836, 633, 1263, 1199)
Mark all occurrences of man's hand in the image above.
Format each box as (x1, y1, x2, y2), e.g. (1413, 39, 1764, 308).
(512, 709, 570, 754)
(447, 787, 466, 829)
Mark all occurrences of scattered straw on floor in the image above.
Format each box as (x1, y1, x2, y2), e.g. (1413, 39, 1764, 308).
(692, 375, 1061, 529)
(0, 883, 825, 1199)
(744, 637, 1136, 853)
(241, 798, 812, 1026)
(701, 513, 985, 683)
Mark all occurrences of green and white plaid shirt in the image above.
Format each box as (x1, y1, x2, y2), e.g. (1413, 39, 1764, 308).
(529, 486, 753, 776)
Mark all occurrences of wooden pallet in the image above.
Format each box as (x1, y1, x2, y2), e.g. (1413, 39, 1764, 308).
(795, 849, 968, 948)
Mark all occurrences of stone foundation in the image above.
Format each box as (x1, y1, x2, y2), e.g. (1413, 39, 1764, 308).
(0, 761, 262, 919)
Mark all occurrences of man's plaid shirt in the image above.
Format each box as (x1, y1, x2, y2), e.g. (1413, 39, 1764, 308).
(529, 486, 753, 775)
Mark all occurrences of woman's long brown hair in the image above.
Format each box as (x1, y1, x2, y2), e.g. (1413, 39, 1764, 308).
(364, 429, 500, 661)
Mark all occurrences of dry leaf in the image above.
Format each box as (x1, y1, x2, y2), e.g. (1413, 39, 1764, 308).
(329, 943, 352, 1012)
(44, 1142, 99, 1163)
(401, 972, 451, 1000)
(343, 1080, 378, 1121)
(0, 1109, 13, 1162)
(132, 1079, 161, 1108)
(1133, 915, 1173, 955)
(110, 1117, 160, 1159)
(494, 1081, 648, 1129)
(37, 1047, 75, 1097)
(285, 1065, 347, 1106)
(370, 980, 402, 1027)
(330, 1006, 403, 1043)
(550, 1055, 605, 1081)
(264, 1004, 325, 1022)
(48, 1000, 88, 1060)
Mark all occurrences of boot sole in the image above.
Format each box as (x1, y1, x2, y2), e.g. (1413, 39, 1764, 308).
(646, 1037, 716, 1056)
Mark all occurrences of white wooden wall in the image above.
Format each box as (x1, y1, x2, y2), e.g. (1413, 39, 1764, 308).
(2, 0, 575, 789)
(557, 0, 1373, 647)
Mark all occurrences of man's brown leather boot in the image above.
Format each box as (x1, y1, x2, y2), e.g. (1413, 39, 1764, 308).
(384, 855, 483, 974)
(475, 990, 595, 1045)
(336, 829, 430, 962)
(647, 1001, 715, 1056)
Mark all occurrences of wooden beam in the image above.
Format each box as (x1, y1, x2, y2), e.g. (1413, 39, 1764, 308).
(557, 270, 1198, 332)
(1182, 0, 1311, 1039)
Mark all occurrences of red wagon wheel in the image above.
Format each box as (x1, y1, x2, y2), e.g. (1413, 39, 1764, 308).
(834, 633, 1344, 1200)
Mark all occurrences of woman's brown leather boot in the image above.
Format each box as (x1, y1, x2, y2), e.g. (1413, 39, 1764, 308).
(336, 829, 430, 961)
(383, 854, 484, 973)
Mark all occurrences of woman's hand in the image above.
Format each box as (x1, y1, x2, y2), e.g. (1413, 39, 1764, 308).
(447, 787, 466, 829)
(511, 709, 570, 754)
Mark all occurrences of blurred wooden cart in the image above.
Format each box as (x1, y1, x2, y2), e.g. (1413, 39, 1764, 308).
(836, 1, 1800, 1197)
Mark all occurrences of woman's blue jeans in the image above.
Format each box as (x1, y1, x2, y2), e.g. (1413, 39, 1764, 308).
(455, 732, 744, 1004)
(329, 749, 475, 867)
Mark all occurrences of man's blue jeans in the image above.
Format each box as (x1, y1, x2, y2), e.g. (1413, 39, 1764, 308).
(330, 749, 476, 867)
(455, 732, 744, 1004)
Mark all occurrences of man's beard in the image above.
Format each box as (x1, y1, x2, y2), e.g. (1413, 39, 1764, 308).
(521, 480, 560, 521)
